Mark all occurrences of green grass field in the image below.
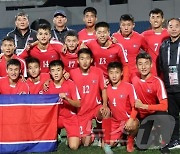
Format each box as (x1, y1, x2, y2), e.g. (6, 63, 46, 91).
(44, 122, 180, 154)
(46, 130, 180, 154)
(49, 142, 180, 154)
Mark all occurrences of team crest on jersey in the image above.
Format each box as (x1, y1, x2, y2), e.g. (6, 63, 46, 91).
(109, 54, 115, 58)
(92, 80, 97, 84)
(147, 89, 152, 93)
(119, 94, 124, 98)
(133, 44, 138, 48)
(65, 92, 69, 96)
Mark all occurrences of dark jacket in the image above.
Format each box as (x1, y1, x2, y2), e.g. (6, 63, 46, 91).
(159, 37, 180, 93)
(7, 27, 37, 54)
(51, 26, 71, 43)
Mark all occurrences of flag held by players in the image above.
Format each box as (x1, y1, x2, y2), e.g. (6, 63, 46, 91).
(0, 94, 59, 153)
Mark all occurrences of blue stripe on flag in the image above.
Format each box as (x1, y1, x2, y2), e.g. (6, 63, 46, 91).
(0, 142, 57, 153)
(0, 94, 59, 104)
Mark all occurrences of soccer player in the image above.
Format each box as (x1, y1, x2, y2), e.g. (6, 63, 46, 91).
(51, 10, 71, 43)
(112, 14, 147, 79)
(7, 12, 37, 55)
(132, 52, 171, 153)
(0, 59, 29, 94)
(69, 48, 110, 146)
(25, 57, 50, 94)
(0, 36, 27, 77)
(78, 7, 97, 42)
(83, 21, 129, 81)
(60, 30, 79, 72)
(141, 8, 169, 75)
(105, 61, 139, 153)
(43, 60, 81, 150)
(19, 24, 63, 73)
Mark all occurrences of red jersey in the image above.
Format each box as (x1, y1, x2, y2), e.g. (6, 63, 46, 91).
(107, 82, 137, 121)
(44, 79, 80, 118)
(0, 76, 29, 94)
(112, 31, 147, 77)
(85, 40, 128, 79)
(26, 73, 50, 94)
(141, 29, 169, 75)
(78, 28, 96, 43)
(0, 55, 27, 77)
(60, 50, 79, 72)
(131, 74, 167, 119)
(19, 43, 63, 73)
(70, 66, 105, 116)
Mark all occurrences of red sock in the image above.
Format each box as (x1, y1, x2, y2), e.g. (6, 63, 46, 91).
(102, 118, 111, 144)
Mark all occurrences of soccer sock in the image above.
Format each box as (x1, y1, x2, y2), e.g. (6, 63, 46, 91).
(102, 118, 111, 144)
(127, 135, 135, 152)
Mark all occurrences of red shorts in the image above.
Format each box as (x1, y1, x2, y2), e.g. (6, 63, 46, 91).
(58, 114, 80, 137)
(110, 118, 127, 141)
(78, 105, 102, 137)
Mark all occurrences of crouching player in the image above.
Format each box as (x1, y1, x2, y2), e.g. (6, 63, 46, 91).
(105, 62, 139, 153)
(25, 57, 50, 94)
(0, 59, 29, 94)
(43, 60, 81, 150)
(69, 48, 110, 147)
(132, 52, 173, 153)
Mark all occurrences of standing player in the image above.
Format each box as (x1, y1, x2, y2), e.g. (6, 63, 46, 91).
(43, 60, 81, 150)
(141, 8, 169, 75)
(60, 30, 79, 72)
(112, 14, 147, 79)
(19, 24, 63, 73)
(0, 59, 29, 94)
(106, 62, 139, 153)
(83, 21, 129, 81)
(0, 36, 27, 77)
(69, 48, 110, 147)
(7, 12, 37, 55)
(132, 52, 172, 153)
(78, 7, 97, 42)
(25, 57, 50, 94)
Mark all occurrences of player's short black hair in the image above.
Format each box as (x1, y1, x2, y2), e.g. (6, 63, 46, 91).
(25, 57, 40, 67)
(136, 51, 152, 64)
(64, 30, 78, 40)
(15, 12, 29, 21)
(37, 23, 51, 33)
(83, 7, 97, 16)
(149, 8, 164, 18)
(78, 48, 93, 58)
(1, 36, 15, 45)
(95, 22, 110, 31)
(107, 61, 123, 72)
(7, 59, 21, 69)
(167, 18, 180, 25)
(49, 60, 64, 69)
(120, 14, 134, 23)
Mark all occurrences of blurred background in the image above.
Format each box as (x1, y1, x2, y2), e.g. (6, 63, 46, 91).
(0, 0, 179, 40)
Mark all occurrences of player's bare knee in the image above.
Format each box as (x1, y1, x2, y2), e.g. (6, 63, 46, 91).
(69, 144, 79, 150)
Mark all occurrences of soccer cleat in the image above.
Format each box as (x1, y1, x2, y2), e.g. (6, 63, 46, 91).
(159, 146, 170, 154)
(103, 143, 114, 154)
(91, 138, 101, 147)
(167, 140, 180, 149)
(127, 136, 134, 153)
